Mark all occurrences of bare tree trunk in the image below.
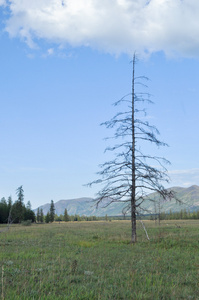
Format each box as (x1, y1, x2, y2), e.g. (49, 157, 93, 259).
(131, 201, 136, 243)
(131, 54, 136, 243)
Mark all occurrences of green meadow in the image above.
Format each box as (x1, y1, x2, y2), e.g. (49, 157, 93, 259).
(0, 220, 198, 299)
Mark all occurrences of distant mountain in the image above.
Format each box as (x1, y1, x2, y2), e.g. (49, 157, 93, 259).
(140, 185, 199, 214)
(34, 197, 126, 217)
(34, 185, 199, 217)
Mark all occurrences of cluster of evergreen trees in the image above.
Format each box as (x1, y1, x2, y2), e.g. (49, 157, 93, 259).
(36, 200, 55, 223)
(54, 210, 99, 222)
(36, 204, 100, 223)
(36, 206, 199, 223)
(0, 186, 35, 224)
(151, 208, 199, 221)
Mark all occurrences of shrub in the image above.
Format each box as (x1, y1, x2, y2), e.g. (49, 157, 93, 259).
(21, 220, 32, 226)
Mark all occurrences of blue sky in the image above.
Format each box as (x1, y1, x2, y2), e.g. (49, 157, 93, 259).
(0, 0, 199, 209)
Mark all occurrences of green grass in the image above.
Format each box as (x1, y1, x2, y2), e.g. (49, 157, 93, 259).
(0, 220, 198, 299)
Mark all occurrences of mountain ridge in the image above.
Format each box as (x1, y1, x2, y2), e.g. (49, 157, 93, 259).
(34, 185, 199, 216)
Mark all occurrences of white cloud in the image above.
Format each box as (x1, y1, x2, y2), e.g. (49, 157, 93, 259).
(47, 48, 54, 55)
(1, 0, 199, 57)
(41, 47, 54, 58)
(169, 169, 199, 175)
(169, 169, 199, 187)
(0, 0, 6, 5)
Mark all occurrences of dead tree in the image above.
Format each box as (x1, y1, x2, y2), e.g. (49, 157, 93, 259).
(89, 54, 175, 243)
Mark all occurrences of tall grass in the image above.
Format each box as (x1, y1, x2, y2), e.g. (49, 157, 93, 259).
(0, 220, 198, 299)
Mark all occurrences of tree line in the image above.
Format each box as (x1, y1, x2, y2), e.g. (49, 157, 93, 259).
(36, 203, 101, 223)
(151, 209, 199, 221)
(2, 188, 198, 225)
(36, 200, 56, 223)
(0, 186, 35, 224)
(0, 193, 101, 225)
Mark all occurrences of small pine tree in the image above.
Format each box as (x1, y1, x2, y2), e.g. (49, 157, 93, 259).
(45, 212, 50, 223)
(15, 185, 25, 223)
(7, 196, 12, 224)
(49, 200, 55, 223)
(40, 209, 44, 223)
(64, 208, 70, 222)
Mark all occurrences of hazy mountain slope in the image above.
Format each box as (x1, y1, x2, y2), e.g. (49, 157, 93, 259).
(35, 185, 199, 216)
(35, 197, 127, 216)
(141, 185, 199, 214)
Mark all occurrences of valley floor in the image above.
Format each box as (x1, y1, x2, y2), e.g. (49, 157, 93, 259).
(0, 220, 198, 299)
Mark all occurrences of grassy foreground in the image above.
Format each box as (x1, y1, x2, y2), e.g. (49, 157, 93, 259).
(0, 220, 198, 299)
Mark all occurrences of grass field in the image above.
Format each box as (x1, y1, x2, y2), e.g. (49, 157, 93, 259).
(0, 220, 198, 299)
